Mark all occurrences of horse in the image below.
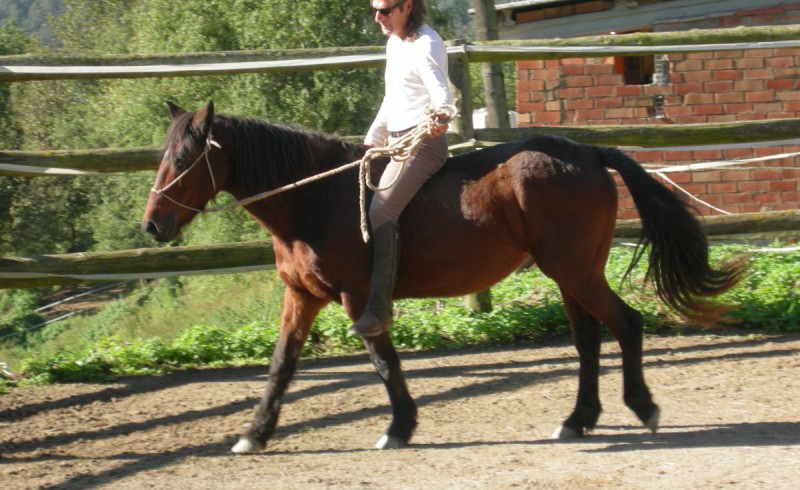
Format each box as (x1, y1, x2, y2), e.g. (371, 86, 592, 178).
(142, 101, 744, 453)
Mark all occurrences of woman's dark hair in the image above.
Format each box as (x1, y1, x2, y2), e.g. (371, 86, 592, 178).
(405, 0, 427, 38)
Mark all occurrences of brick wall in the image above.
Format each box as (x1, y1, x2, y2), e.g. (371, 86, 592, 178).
(515, 3, 800, 219)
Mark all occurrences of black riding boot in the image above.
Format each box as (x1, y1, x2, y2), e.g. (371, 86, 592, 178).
(349, 222, 400, 337)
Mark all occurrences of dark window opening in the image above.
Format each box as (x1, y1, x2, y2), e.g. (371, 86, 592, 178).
(613, 29, 656, 85)
(615, 55, 655, 85)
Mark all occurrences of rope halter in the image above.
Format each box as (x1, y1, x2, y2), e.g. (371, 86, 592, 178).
(150, 136, 222, 213)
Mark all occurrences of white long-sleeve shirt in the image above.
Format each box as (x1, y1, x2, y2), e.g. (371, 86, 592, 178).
(365, 24, 452, 147)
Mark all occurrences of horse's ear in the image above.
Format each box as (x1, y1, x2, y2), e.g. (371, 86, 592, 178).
(191, 100, 215, 137)
(167, 100, 185, 120)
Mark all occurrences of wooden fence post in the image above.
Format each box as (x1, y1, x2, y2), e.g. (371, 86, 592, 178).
(445, 39, 474, 142)
(465, 289, 493, 313)
(446, 40, 490, 312)
(474, 0, 510, 130)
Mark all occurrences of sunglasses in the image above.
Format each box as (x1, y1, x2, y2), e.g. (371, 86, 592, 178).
(372, 0, 404, 17)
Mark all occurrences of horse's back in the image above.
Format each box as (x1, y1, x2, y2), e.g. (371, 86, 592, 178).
(445, 134, 612, 180)
(430, 134, 618, 216)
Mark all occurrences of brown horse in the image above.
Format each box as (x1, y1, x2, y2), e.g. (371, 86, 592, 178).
(142, 101, 744, 453)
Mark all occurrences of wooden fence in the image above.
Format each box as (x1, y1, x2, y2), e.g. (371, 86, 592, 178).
(1, 25, 799, 289)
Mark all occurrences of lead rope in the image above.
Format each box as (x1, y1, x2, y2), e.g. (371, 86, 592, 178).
(357, 105, 456, 242)
(196, 105, 457, 243)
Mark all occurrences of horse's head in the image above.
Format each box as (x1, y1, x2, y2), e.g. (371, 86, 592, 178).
(142, 100, 229, 242)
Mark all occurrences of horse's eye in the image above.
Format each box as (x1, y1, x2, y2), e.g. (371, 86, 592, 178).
(173, 150, 188, 168)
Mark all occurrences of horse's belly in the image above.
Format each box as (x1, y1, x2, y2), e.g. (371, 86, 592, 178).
(396, 247, 531, 298)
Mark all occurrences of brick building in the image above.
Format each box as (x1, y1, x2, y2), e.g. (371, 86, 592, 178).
(496, 0, 800, 219)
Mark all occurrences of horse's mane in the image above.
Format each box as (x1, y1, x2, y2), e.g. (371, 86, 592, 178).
(213, 114, 361, 195)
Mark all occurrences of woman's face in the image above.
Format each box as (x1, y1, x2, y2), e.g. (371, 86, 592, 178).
(372, 0, 411, 38)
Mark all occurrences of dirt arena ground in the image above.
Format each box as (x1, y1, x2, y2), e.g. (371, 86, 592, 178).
(2, 333, 799, 489)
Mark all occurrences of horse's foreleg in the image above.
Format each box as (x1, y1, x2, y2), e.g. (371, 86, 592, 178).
(554, 292, 604, 439)
(232, 288, 326, 454)
(362, 332, 417, 449)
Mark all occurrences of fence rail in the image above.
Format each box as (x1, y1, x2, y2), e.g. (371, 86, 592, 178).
(0, 241, 276, 289)
(1, 210, 797, 289)
(2, 25, 798, 81)
(4, 118, 800, 176)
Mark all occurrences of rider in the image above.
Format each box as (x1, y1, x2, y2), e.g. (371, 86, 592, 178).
(349, 0, 452, 337)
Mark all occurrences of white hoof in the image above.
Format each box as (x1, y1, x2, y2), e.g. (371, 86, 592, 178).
(552, 425, 581, 440)
(375, 434, 407, 449)
(231, 437, 265, 454)
(645, 407, 660, 433)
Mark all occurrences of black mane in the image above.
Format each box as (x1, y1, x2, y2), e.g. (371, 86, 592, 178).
(214, 114, 362, 195)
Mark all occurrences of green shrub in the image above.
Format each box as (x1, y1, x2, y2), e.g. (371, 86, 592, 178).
(720, 250, 799, 332)
(0, 289, 47, 345)
(228, 322, 280, 360)
(20, 351, 115, 384)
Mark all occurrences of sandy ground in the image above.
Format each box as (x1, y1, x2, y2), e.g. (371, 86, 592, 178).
(1, 333, 799, 489)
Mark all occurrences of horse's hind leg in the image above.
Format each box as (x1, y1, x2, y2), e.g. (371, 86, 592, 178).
(612, 299, 660, 432)
(544, 261, 659, 436)
(362, 332, 418, 449)
(573, 285, 660, 433)
(553, 291, 604, 439)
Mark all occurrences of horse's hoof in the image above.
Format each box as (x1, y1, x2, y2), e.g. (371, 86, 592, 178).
(644, 406, 660, 433)
(375, 434, 407, 449)
(552, 425, 582, 440)
(231, 436, 265, 454)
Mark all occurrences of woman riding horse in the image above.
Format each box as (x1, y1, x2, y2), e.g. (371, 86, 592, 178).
(142, 99, 744, 454)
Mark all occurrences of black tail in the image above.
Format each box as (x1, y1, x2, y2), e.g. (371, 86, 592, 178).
(598, 146, 745, 320)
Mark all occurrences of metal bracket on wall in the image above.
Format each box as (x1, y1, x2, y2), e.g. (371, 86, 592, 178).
(653, 95, 666, 119)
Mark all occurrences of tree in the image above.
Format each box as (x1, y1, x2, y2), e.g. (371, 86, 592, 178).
(0, 0, 65, 46)
(0, 23, 33, 256)
(0, 22, 29, 147)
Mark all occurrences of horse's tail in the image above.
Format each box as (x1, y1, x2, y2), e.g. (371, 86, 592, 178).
(597, 146, 746, 321)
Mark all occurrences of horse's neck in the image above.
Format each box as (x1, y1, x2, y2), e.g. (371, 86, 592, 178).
(308, 134, 366, 170)
(226, 134, 361, 243)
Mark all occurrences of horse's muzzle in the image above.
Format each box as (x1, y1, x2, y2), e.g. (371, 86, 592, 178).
(141, 213, 179, 243)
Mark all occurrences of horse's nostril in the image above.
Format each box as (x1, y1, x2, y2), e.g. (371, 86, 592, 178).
(143, 220, 160, 237)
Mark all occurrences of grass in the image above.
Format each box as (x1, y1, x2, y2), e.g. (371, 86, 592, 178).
(1, 242, 797, 393)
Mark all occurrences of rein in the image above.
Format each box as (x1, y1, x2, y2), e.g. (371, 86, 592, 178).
(152, 105, 457, 242)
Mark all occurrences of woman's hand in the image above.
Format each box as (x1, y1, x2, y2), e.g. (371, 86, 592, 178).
(427, 115, 449, 138)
